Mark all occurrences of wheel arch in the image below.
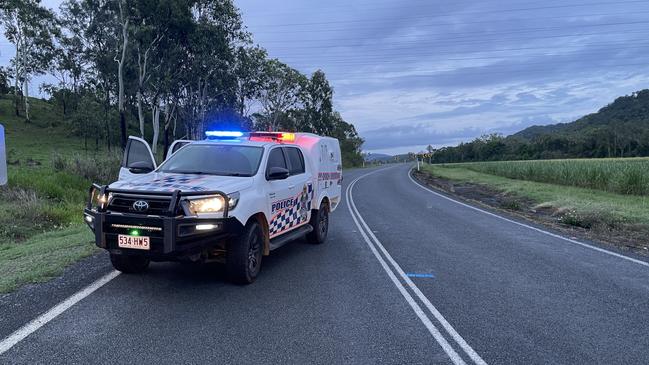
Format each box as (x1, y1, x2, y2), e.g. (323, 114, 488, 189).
(316, 195, 330, 211)
(248, 212, 270, 256)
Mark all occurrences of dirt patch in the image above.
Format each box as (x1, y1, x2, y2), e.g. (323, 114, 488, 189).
(412, 170, 649, 256)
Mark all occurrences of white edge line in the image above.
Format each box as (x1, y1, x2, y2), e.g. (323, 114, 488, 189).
(346, 174, 467, 365)
(407, 168, 649, 268)
(0, 270, 121, 355)
(348, 170, 486, 365)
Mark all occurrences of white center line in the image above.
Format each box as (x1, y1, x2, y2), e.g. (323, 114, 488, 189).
(0, 270, 121, 355)
(346, 168, 486, 365)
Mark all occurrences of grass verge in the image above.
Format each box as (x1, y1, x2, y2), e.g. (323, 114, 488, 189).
(0, 225, 97, 293)
(418, 164, 649, 252)
(1, 95, 117, 293)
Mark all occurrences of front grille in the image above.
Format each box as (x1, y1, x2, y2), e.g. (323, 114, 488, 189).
(108, 195, 178, 215)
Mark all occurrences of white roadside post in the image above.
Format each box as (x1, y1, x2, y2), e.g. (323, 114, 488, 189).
(0, 124, 6, 186)
(416, 156, 420, 171)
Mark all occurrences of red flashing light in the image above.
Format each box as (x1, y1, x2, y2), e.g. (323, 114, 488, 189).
(249, 132, 296, 143)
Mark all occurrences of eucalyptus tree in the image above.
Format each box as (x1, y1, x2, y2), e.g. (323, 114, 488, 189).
(60, 0, 120, 150)
(257, 59, 305, 131)
(115, 0, 130, 148)
(178, 0, 248, 139)
(131, 0, 166, 139)
(329, 112, 364, 167)
(0, 0, 57, 122)
(233, 45, 267, 117)
(302, 69, 334, 135)
(0, 67, 9, 94)
(44, 23, 87, 117)
(140, 0, 193, 153)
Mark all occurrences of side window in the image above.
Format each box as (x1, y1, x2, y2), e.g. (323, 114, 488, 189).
(266, 148, 287, 175)
(124, 140, 154, 169)
(172, 141, 189, 155)
(284, 147, 305, 175)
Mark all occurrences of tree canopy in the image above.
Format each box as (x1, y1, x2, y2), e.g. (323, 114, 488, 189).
(0, 0, 364, 166)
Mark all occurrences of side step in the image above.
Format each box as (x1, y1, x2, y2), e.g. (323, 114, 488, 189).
(269, 225, 313, 251)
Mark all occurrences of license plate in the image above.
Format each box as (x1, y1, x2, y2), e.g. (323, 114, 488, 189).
(117, 234, 150, 250)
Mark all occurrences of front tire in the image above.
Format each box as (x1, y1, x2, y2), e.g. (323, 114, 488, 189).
(227, 221, 263, 285)
(307, 201, 329, 244)
(110, 254, 150, 274)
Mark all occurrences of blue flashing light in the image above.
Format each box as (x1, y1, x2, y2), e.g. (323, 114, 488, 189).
(205, 131, 244, 138)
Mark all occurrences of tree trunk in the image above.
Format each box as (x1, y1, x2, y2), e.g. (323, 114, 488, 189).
(162, 100, 173, 157)
(137, 90, 145, 137)
(271, 112, 279, 131)
(13, 68, 20, 117)
(163, 127, 170, 157)
(23, 79, 30, 123)
(14, 42, 20, 117)
(151, 103, 160, 154)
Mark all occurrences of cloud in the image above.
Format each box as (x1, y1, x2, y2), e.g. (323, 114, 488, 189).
(7, 0, 649, 155)
(237, 0, 649, 153)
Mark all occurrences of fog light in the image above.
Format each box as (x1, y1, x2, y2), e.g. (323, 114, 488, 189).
(83, 214, 95, 231)
(196, 224, 217, 231)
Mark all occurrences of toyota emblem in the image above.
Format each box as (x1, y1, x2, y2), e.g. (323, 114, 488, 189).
(132, 200, 149, 212)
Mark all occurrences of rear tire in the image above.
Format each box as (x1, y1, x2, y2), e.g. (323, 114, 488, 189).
(307, 201, 329, 244)
(227, 221, 263, 285)
(110, 254, 150, 274)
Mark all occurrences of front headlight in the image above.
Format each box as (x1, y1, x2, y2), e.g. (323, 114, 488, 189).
(188, 192, 239, 215)
(94, 192, 112, 208)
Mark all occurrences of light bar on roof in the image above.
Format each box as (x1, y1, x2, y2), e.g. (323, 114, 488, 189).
(249, 132, 296, 143)
(205, 131, 244, 139)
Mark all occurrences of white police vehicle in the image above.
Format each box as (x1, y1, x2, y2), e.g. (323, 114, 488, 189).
(84, 131, 342, 284)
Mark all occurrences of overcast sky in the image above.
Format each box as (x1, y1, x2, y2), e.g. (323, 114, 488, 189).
(4, 0, 649, 154)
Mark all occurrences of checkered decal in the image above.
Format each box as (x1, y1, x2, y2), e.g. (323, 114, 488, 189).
(118, 174, 209, 192)
(269, 183, 314, 237)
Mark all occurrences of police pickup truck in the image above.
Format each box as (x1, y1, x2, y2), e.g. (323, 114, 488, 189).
(83, 131, 342, 284)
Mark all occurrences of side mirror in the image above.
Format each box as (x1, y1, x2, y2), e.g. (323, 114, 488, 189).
(267, 166, 289, 180)
(128, 161, 154, 174)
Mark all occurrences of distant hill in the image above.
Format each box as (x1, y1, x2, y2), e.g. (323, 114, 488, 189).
(432, 89, 649, 162)
(512, 89, 649, 143)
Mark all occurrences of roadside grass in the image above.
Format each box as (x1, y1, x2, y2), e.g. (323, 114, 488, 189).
(421, 164, 649, 233)
(1, 95, 115, 292)
(443, 158, 649, 196)
(0, 225, 96, 293)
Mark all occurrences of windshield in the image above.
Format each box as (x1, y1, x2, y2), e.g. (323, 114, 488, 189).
(158, 144, 263, 177)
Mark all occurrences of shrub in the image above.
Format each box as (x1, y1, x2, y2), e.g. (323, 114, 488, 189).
(68, 152, 121, 184)
(0, 186, 59, 241)
(49, 152, 121, 185)
(51, 152, 67, 172)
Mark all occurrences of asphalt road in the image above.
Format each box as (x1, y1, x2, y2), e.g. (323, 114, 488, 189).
(2, 164, 649, 364)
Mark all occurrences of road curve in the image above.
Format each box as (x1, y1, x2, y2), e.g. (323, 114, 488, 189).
(1, 164, 649, 364)
(350, 164, 649, 364)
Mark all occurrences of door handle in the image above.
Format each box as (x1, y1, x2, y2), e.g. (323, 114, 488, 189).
(288, 185, 295, 189)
